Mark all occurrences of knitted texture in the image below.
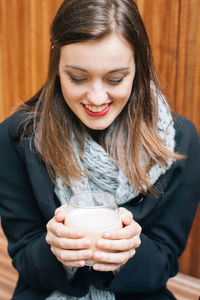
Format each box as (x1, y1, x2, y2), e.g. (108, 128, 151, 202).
(45, 94, 175, 300)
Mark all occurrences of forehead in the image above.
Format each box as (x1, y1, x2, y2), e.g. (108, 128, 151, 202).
(59, 33, 134, 70)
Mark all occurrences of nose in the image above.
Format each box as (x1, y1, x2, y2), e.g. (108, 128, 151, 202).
(86, 81, 108, 105)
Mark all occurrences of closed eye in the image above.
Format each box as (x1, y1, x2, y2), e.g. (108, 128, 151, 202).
(69, 76, 86, 83)
(67, 72, 125, 84)
(107, 76, 125, 85)
(66, 72, 87, 83)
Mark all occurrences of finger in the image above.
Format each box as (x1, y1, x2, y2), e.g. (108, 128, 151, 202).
(51, 247, 93, 264)
(103, 221, 141, 240)
(46, 218, 84, 238)
(93, 262, 121, 272)
(46, 233, 91, 250)
(93, 248, 136, 265)
(63, 260, 86, 268)
(96, 235, 141, 251)
(119, 207, 133, 226)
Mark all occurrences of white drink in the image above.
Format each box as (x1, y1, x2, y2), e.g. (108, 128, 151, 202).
(65, 207, 122, 265)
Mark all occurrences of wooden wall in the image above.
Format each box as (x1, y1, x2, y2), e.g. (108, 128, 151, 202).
(0, 0, 199, 280)
(135, 0, 200, 278)
(136, 0, 200, 133)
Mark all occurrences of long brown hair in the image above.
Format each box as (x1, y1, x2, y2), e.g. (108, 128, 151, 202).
(19, 0, 182, 194)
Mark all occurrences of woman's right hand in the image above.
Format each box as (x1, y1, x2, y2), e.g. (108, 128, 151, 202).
(46, 205, 92, 267)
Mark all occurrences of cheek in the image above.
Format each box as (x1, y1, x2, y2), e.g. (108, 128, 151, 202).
(59, 76, 68, 99)
(60, 79, 81, 103)
(122, 80, 134, 102)
(114, 84, 132, 104)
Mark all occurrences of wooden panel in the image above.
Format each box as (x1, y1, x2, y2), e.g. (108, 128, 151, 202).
(136, 0, 180, 104)
(0, 225, 18, 300)
(179, 206, 200, 277)
(167, 272, 200, 300)
(175, 0, 200, 133)
(0, 0, 62, 121)
(136, 0, 200, 135)
(0, 0, 200, 281)
(136, 0, 200, 278)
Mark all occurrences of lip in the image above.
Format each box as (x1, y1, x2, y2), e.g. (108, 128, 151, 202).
(82, 103, 112, 117)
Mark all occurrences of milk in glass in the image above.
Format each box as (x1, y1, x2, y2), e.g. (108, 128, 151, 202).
(66, 207, 122, 265)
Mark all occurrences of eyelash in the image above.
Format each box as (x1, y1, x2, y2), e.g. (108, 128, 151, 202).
(70, 77, 85, 83)
(69, 76, 125, 85)
(107, 78, 124, 85)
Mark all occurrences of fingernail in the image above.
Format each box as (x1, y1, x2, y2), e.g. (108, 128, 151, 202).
(97, 239, 104, 246)
(93, 264, 100, 270)
(126, 216, 131, 222)
(55, 213, 64, 221)
(75, 231, 84, 238)
(83, 239, 91, 247)
(84, 250, 92, 258)
(78, 261, 85, 267)
(94, 252, 102, 259)
(104, 232, 111, 238)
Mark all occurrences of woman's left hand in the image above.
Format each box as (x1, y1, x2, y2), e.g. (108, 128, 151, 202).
(93, 207, 141, 272)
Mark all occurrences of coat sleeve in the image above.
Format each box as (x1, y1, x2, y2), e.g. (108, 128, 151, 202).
(0, 116, 90, 297)
(90, 117, 200, 294)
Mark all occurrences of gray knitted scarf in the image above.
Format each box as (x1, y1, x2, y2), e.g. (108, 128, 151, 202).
(46, 94, 175, 300)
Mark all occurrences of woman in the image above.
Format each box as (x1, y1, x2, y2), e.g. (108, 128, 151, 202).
(0, 0, 199, 299)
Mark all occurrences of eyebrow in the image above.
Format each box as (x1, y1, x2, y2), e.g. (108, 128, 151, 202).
(64, 64, 129, 73)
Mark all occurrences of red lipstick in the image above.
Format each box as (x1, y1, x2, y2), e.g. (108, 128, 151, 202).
(82, 103, 111, 117)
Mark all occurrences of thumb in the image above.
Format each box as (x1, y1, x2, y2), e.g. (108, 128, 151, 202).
(55, 205, 68, 222)
(119, 207, 133, 226)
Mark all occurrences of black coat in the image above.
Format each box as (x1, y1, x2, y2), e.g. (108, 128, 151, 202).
(0, 112, 200, 300)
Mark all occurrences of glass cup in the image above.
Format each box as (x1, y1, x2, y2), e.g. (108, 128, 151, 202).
(65, 191, 122, 266)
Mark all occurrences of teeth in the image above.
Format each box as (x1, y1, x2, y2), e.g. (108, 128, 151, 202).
(85, 104, 109, 112)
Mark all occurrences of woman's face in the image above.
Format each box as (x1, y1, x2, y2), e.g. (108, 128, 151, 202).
(59, 33, 136, 130)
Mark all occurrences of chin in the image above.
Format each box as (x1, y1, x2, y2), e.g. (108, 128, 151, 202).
(83, 119, 112, 131)
(87, 125, 108, 131)
(86, 122, 111, 131)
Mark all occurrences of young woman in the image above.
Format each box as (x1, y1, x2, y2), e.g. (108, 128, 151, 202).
(0, 0, 199, 299)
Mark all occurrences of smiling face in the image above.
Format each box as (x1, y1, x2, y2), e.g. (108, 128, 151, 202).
(58, 33, 136, 130)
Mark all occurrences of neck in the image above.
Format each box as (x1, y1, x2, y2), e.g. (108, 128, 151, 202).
(85, 127, 105, 144)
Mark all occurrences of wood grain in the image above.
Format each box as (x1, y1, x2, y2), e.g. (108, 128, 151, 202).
(175, 0, 200, 131)
(136, 0, 180, 103)
(0, 0, 62, 120)
(167, 272, 200, 300)
(0, 225, 18, 300)
(0, 0, 200, 283)
(136, 0, 200, 278)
